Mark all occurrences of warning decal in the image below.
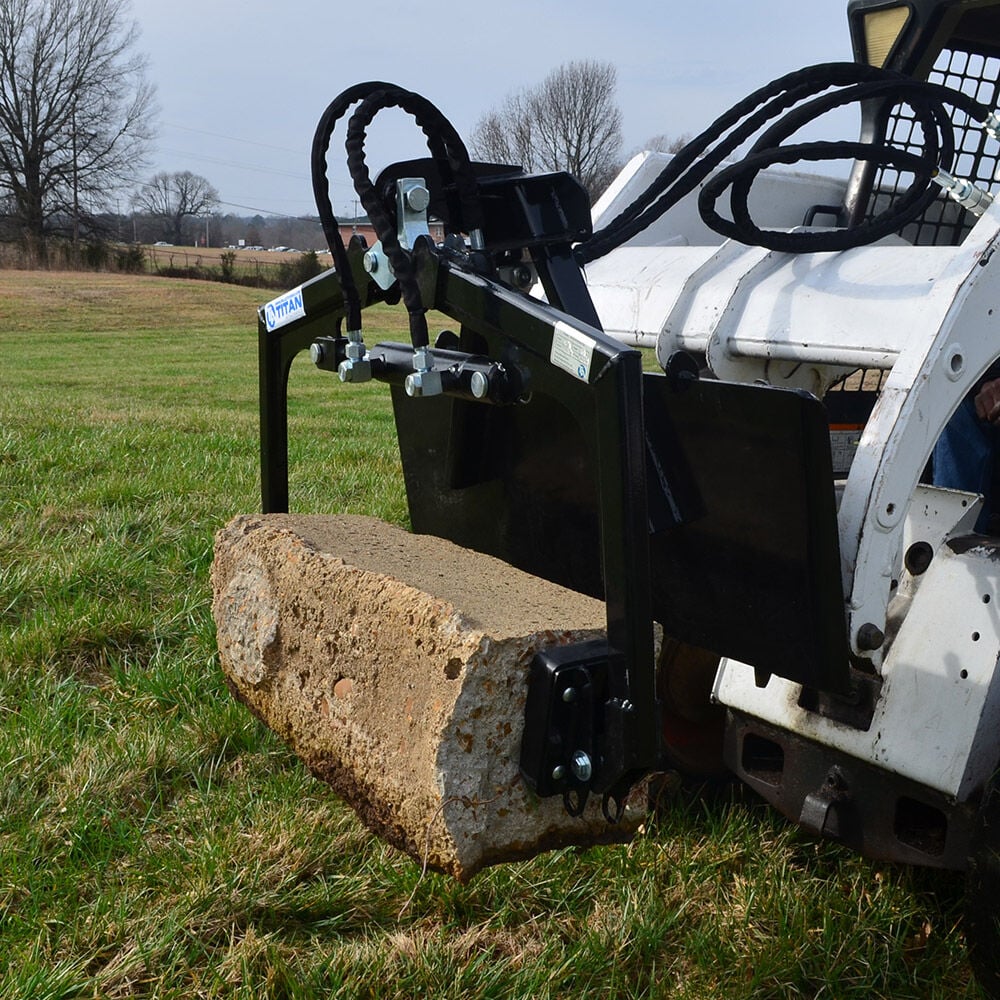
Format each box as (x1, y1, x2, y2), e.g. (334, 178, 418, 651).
(550, 321, 595, 383)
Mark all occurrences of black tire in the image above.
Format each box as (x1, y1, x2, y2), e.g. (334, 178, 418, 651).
(966, 774, 1000, 999)
(657, 636, 728, 779)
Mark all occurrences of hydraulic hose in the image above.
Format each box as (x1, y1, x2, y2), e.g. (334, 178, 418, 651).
(344, 85, 481, 349)
(577, 62, 995, 262)
(313, 63, 997, 322)
(311, 81, 398, 334)
(312, 82, 481, 349)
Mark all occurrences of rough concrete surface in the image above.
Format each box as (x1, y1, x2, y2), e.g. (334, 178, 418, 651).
(212, 513, 649, 881)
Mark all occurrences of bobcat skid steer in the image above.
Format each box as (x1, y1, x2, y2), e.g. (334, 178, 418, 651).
(253, 0, 1000, 992)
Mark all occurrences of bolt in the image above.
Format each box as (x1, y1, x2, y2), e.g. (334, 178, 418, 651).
(470, 371, 489, 399)
(363, 250, 379, 274)
(404, 184, 431, 213)
(824, 766, 848, 792)
(570, 751, 592, 783)
(309, 341, 325, 365)
(561, 686, 577, 703)
(551, 764, 566, 781)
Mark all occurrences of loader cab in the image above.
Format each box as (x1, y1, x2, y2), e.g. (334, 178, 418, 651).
(833, 1, 1000, 522)
(845, 0, 1000, 245)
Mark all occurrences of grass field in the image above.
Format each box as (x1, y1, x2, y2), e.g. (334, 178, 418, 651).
(0, 269, 987, 998)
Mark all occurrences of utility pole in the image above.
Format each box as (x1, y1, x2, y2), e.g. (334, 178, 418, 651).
(71, 107, 79, 245)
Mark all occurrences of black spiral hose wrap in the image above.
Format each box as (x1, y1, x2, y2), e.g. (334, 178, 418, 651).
(577, 62, 992, 262)
(311, 81, 398, 333)
(344, 86, 481, 349)
(312, 81, 481, 348)
(310, 62, 998, 345)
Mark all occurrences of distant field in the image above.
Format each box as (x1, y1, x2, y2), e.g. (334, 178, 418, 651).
(0, 270, 985, 999)
(142, 244, 332, 263)
(139, 244, 328, 288)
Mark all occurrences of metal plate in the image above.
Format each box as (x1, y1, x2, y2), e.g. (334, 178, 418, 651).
(394, 366, 850, 694)
(645, 373, 850, 693)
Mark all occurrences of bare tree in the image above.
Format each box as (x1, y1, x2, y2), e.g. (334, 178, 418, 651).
(135, 171, 219, 245)
(0, 0, 155, 247)
(639, 133, 692, 155)
(470, 61, 623, 201)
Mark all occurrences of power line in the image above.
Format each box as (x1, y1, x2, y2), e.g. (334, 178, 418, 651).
(153, 145, 358, 198)
(217, 198, 324, 220)
(155, 145, 310, 182)
(162, 121, 302, 155)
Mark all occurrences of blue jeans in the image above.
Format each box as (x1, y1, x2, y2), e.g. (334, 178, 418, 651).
(933, 394, 997, 532)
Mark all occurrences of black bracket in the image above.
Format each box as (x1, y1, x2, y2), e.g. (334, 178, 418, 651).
(799, 765, 852, 837)
(520, 639, 610, 816)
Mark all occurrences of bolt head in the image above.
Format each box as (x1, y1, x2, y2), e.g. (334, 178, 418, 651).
(570, 751, 593, 783)
(309, 342, 325, 365)
(551, 764, 566, 782)
(405, 184, 431, 213)
(363, 250, 379, 273)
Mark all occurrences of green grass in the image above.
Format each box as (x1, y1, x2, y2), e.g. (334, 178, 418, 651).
(0, 270, 984, 998)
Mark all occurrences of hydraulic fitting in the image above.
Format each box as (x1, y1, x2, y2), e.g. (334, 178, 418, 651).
(983, 109, 1000, 143)
(933, 168, 994, 217)
(337, 330, 372, 383)
(404, 346, 443, 397)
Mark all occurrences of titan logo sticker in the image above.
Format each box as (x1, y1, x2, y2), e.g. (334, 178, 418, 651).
(263, 287, 306, 332)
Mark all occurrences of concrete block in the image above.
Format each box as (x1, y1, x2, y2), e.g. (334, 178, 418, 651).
(211, 513, 649, 881)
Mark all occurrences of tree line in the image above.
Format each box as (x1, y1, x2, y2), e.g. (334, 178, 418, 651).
(0, 0, 678, 254)
(120, 207, 330, 253)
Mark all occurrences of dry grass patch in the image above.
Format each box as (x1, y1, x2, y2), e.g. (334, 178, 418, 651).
(0, 269, 267, 333)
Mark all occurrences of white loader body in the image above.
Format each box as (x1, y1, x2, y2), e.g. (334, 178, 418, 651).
(587, 152, 1000, 803)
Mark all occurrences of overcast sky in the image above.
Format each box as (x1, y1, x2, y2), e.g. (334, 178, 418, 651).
(132, 0, 857, 219)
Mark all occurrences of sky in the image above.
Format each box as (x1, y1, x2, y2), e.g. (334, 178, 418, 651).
(131, 0, 858, 220)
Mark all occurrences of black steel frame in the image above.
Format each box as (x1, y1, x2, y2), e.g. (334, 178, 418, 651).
(259, 230, 661, 807)
(259, 198, 855, 813)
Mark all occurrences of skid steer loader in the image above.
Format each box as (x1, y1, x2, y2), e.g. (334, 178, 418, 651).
(250, 0, 1000, 992)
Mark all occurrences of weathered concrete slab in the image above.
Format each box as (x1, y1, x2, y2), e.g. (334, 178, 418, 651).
(212, 513, 648, 880)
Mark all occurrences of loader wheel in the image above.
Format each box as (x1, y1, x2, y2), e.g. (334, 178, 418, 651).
(657, 636, 727, 779)
(965, 773, 1000, 999)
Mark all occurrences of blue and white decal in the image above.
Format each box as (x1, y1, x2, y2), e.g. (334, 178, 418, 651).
(263, 286, 306, 332)
(550, 320, 595, 383)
